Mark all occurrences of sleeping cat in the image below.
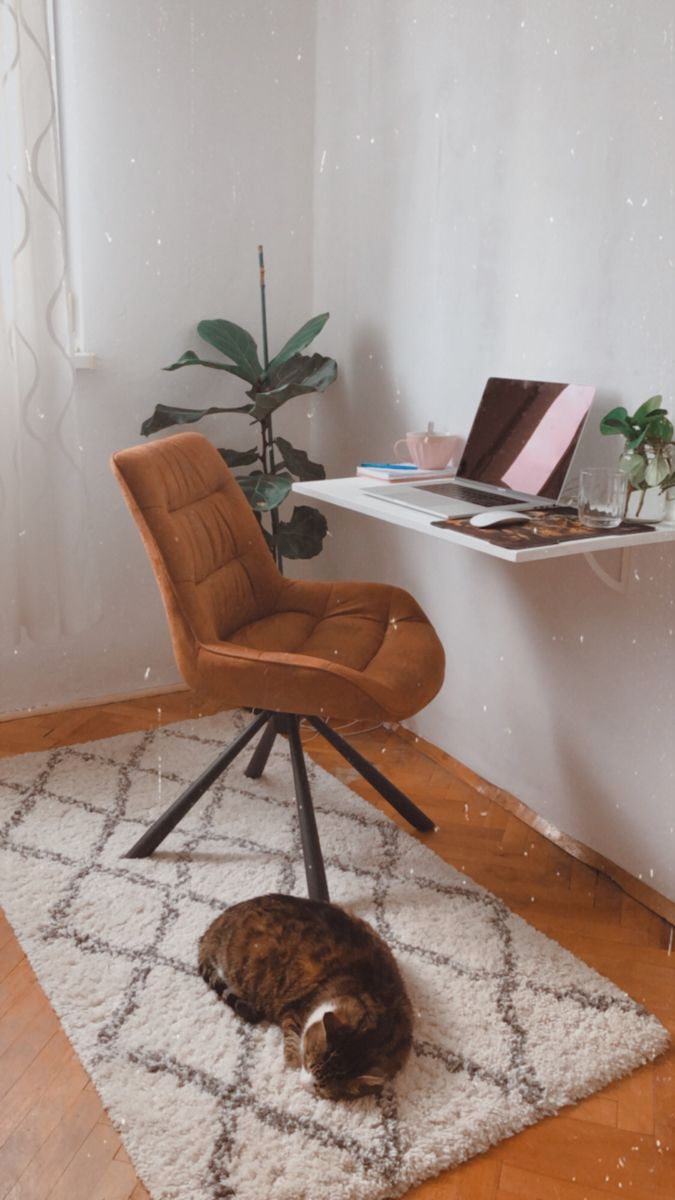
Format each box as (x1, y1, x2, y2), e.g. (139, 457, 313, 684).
(198, 893, 413, 1101)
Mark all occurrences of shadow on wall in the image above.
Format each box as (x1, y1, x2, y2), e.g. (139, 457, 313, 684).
(318, 323, 426, 478)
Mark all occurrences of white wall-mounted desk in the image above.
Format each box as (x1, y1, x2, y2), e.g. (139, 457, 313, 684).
(293, 476, 675, 566)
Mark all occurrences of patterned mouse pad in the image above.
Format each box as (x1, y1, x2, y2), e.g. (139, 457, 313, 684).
(431, 507, 655, 549)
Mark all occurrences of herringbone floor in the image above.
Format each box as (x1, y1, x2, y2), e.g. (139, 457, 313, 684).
(0, 691, 673, 1200)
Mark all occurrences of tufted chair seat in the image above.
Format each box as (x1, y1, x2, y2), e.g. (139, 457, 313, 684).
(112, 432, 445, 900)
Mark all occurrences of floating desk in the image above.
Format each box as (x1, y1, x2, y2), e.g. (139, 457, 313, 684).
(292, 477, 675, 586)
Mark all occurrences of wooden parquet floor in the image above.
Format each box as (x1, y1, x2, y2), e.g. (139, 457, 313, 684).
(0, 691, 673, 1200)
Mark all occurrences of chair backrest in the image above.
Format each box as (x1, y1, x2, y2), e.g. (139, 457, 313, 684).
(112, 432, 284, 684)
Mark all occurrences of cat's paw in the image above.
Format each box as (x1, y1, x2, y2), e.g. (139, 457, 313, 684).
(283, 1030, 302, 1068)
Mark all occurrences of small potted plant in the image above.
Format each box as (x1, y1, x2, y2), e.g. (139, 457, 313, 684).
(600, 395, 675, 521)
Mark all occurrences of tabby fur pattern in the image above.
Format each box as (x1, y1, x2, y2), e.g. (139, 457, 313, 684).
(198, 893, 413, 1100)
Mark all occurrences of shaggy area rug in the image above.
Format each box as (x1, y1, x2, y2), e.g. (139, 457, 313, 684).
(0, 712, 669, 1200)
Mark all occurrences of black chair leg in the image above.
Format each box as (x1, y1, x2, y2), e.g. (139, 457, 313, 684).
(244, 715, 279, 779)
(124, 706, 428, 902)
(124, 710, 271, 858)
(306, 715, 436, 833)
(283, 715, 330, 902)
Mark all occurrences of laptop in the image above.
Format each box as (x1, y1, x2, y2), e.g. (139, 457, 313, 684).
(363, 376, 595, 518)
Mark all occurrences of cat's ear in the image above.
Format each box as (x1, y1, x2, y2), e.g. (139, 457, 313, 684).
(322, 1010, 346, 1039)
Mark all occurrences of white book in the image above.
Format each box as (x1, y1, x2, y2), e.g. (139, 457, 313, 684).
(356, 463, 457, 482)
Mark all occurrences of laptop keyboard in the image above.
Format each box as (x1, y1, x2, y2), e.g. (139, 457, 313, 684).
(426, 483, 517, 507)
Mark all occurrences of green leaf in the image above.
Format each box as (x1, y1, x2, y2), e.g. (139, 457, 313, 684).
(237, 472, 292, 511)
(626, 428, 648, 450)
(218, 447, 259, 468)
(645, 453, 671, 487)
(163, 350, 252, 382)
(658, 470, 675, 493)
(247, 353, 338, 419)
(602, 395, 672, 454)
(645, 414, 674, 444)
(619, 450, 648, 487)
(599, 407, 631, 436)
(632, 395, 665, 424)
(197, 319, 264, 384)
(270, 505, 328, 560)
(273, 436, 326, 481)
(141, 402, 253, 437)
(266, 313, 330, 374)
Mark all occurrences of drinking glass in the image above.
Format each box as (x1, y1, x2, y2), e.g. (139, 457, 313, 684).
(577, 468, 628, 529)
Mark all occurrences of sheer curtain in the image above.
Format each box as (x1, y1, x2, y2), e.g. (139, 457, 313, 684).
(0, 0, 99, 647)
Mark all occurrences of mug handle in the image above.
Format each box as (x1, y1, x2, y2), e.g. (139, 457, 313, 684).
(393, 439, 410, 462)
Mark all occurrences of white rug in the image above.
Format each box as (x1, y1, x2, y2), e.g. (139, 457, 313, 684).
(0, 712, 669, 1200)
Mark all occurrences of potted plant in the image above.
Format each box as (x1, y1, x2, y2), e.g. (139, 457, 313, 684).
(141, 247, 337, 568)
(600, 395, 675, 521)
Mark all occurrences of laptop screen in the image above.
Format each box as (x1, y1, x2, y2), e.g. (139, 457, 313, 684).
(458, 377, 595, 501)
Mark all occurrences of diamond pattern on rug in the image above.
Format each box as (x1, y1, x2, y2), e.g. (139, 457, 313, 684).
(0, 712, 669, 1200)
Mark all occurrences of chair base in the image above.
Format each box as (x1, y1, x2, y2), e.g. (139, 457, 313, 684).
(123, 710, 435, 901)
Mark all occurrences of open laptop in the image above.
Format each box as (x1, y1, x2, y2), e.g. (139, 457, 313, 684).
(363, 376, 595, 518)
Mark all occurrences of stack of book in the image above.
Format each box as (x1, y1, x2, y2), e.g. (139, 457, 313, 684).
(356, 463, 457, 482)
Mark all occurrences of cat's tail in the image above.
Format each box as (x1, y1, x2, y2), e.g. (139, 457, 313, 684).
(198, 956, 262, 1024)
(198, 956, 228, 999)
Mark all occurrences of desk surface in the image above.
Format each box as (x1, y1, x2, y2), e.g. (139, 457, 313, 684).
(292, 476, 675, 563)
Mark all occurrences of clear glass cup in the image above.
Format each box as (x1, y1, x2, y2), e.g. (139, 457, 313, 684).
(577, 468, 628, 529)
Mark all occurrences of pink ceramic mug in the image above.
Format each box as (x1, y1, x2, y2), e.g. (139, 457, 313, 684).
(394, 431, 458, 470)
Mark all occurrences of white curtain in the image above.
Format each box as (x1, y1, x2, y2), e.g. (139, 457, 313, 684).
(0, 0, 99, 646)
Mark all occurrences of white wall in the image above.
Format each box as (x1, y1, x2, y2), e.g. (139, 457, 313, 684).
(309, 1, 675, 898)
(1, 0, 318, 712)
(4, 1, 674, 900)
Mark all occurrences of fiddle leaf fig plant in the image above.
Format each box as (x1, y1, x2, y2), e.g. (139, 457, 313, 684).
(141, 248, 337, 568)
(600, 394, 675, 516)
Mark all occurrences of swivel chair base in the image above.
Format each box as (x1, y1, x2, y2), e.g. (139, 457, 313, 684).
(124, 710, 435, 901)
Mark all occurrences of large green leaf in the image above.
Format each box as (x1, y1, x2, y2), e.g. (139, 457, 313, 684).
(632, 395, 665, 424)
(273, 436, 325, 481)
(270, 505, 328, 560)
(141, 402, 253, 437)
(197, 319, 264, 384)
(600, 407, 631, 437)
(645, 413, 674, 444)
(266, 313, 330, 374)
(237, 472, 292, 511)
(247, 353, 338, 420)
(163, 350, 253, 383)
(218, 447, 259, 469)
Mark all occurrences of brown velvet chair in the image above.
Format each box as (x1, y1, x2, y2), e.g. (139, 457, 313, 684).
(112, 432, 445, 900)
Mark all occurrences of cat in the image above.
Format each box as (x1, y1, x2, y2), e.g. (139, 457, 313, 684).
(198, 892, 413, 1101)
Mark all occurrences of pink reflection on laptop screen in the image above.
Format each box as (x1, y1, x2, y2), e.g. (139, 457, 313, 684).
(501, 385, 595, 495)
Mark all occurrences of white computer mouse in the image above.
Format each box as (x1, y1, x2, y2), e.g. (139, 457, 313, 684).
(468, 509, 532, 529)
